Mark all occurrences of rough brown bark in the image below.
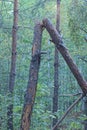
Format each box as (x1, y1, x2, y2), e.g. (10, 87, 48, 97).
(42, 18, 87, 94)
(7, 0, 18, 130)
(52, 0, 60, 127)
(20, 22, 43, 130)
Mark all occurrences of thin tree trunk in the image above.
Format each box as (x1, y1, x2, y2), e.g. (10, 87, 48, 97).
(52, 0, 60, 127)
(42, 18, 87, 94)
(84, 119, 87, 130)
(82, 96, 87, 130)
(20, 22, 43, 130)
(7, 0, 18, 130)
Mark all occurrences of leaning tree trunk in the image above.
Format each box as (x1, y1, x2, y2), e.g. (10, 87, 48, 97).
(52, 0, 60, 128)
(43, 18, 87, 130)
(20, 22, 43, 130)
(42, 18, 87, 94)
(7, 0, 18, 130)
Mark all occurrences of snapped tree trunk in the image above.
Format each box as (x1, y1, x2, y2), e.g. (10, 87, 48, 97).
(7, 0, 18, 130)
(20, 22, 43, 130)
(52, 0, 60, 127)
(42, 18, 87, 94)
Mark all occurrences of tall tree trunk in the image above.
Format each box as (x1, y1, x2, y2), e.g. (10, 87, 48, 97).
(82, 96, 87, 130)
(20, 22, 43, 130)
(52, 0, 60, 128)
(42, 18, 87, 94)
(7, 0, 18, 130)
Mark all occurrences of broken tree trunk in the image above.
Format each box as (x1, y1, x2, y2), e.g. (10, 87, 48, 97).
(20, 22, 43, 130)
(42, 18, 87, 94)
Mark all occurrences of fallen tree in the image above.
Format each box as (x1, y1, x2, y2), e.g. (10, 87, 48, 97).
(42, 18, 87, 94)
(20, 18, 87, 130)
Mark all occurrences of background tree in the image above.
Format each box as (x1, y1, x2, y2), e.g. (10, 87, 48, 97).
(7, 0, 18, 130)
(52, 0, 60, 128)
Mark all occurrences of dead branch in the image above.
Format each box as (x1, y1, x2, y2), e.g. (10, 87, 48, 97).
(52, 94, 84, 130)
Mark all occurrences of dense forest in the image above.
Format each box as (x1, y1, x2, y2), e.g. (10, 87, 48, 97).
(0, 0, 87, 130)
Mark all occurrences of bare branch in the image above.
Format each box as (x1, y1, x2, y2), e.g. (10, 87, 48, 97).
(79, 27, 87, 34)
(59, 92, 82, 97)
(78, 56, 87, 63)
(52, 94, 84, 130)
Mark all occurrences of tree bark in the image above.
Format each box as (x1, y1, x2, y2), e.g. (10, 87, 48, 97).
(20, 22, 43, 130)
(42, 18, 87, 94)
(52, 0, 60, 127)
(7, 0, 18, 130)
(82, 96, 87, 130)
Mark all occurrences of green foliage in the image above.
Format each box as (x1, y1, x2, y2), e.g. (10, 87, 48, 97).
(69, 121, 82, 130)
(68, 0, 87, 46)
(30, 83, 52, 130)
